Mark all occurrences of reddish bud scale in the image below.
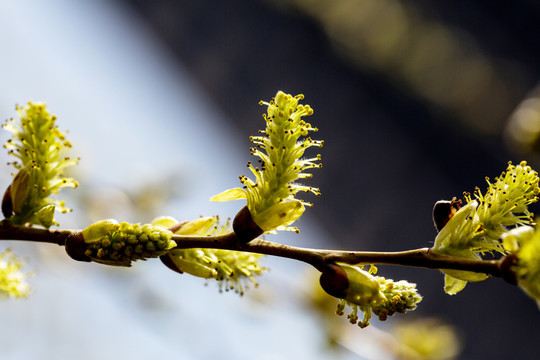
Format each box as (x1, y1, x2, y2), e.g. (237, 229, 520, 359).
(233, 206, 264, 243)
(319, 263, 349, 299)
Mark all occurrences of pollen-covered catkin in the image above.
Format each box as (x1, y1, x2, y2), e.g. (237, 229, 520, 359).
(2, 102, 78, 227)
(211, 91, 322, 233)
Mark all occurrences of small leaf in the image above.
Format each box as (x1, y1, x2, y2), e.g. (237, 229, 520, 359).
(252, 199, 305, 231)
(444, 274, 467, 295)
(35, 204, 55, 229)
(82, 219, 119, 243)
(151, 216, 179, 229)
(210, 188, 246, 202)
(166, 252, 218, 279)
(174, 217, 215, 235)
(442, 268, 488, 282)
(501, 225, 534, 252)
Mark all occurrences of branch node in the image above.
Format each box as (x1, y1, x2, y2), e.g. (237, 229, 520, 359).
(499, 253, 518, 285)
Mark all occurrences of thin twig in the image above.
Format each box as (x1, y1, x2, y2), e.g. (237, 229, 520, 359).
(171, 233, 504, 278)
(0, 223, 505, 279)
(0, 221, 71, 246)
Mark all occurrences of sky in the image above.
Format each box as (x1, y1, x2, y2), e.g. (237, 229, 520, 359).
(0, 1, 351, 359)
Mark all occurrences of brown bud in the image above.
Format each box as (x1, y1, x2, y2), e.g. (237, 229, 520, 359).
(159, 254, 183, 274)
(233, 206, 264, 243)
(432, 197, 461, 232)
(500, 253, 518, 285)
(319, 263, 349, 299)
(64, 232, 91, 262)
(2, 185, 13, 219)
(167, 221, 188, 234)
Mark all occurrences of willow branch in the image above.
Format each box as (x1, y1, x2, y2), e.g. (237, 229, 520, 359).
(170, 233, 507, 279)
(0, 223, 509, 280)
(0, 221, 73, 246)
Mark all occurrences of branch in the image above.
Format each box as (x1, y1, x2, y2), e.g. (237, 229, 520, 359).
(170, 234, 507, 279)
(0, 222, 510, 281)
(0, 221, 72, 246)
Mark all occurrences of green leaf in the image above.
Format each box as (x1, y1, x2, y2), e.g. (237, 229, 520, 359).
(210, 188, 246, 202)
(442, 268, 488, 282)
(151, 216, 178, 229)
(444, 274, 467, 295)
(252, 199, 305, 231)
(82, 219, 119, 243)
(35, 204, 55, 229)
(167, 252, 218, 278)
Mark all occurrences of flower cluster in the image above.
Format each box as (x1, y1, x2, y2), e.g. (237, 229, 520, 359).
(431, 161, 540, 294)
(159, 216, 266, 295)
(79, 220, 176, 267)
(211, 91, 322, 234)
(0, 249, 32, 298)
(501, 226, 540, 308)
(2, 102, 79, 228)
(372, 277, 423, 321)
(320, 263, 422, 328)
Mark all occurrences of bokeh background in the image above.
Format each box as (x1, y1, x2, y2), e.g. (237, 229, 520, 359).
(1, 0, 539, 359)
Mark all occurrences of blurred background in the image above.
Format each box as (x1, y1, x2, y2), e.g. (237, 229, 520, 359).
(1, 0, 539, 359)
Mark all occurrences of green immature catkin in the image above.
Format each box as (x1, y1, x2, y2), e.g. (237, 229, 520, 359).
(82, 220, 175, 267)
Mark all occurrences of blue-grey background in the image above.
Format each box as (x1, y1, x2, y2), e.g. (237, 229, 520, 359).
(0, 0, 539, 359)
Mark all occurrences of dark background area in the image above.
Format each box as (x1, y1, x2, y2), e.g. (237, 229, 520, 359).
(117, 0, 540, 358)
